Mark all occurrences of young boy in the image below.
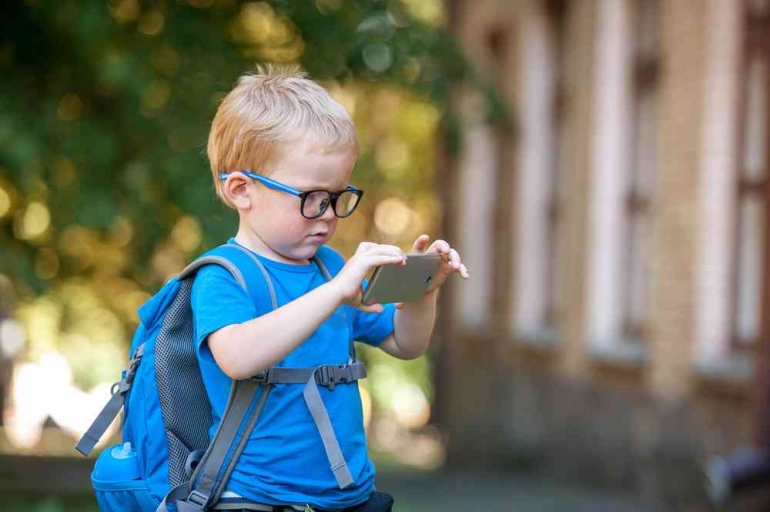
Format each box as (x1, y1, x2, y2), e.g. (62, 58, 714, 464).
(192, 66, 468, 512)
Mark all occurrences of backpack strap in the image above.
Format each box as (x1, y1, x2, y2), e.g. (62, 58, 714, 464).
(311, 249, 356, 364)
(164, 244, 365, 511)
(161, 244, 279, 512)
(75, 344, 145, 456)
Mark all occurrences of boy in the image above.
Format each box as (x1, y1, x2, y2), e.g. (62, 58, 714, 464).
(192, 66, 468, 512)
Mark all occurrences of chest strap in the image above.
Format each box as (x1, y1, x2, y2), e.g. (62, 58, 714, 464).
(252, 361, 367, 489)
(252, 362, 366, 391)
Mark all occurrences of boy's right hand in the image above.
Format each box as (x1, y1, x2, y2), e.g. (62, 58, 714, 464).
(331, 242, 406, 313)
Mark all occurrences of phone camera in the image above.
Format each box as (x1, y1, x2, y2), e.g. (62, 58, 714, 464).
(425, 276, 432, 283)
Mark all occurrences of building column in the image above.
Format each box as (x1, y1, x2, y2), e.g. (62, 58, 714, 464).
(649, 0, 708, 398)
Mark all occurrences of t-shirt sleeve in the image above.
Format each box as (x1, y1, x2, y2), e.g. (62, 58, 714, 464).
(191, 264, 258, 348)
(352, 303, 396, 347)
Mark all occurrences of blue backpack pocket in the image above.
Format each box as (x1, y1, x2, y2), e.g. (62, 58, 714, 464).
(91, 443, 160, 512)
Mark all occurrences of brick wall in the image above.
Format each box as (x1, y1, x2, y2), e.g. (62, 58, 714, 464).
(438, 0, 763, 510)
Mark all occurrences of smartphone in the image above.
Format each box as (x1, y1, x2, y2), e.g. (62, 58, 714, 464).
(361, 253, 441, 306)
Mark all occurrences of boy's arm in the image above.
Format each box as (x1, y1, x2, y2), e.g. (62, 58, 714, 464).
(209, 243, 406, 380)
(379, 290, 439, 360)
(379, 236, 468, 360)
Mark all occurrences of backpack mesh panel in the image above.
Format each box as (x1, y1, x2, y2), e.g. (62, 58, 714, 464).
(155, 278, 212, 488)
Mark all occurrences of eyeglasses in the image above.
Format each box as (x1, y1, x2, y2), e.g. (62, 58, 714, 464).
(219, 170, 364, 220)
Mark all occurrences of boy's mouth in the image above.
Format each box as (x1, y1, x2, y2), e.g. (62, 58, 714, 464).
(307, 231, 328, 242)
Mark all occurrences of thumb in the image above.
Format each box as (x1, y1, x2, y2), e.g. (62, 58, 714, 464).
(356, 303, 385, 314)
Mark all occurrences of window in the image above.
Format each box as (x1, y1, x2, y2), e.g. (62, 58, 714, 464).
(732, 0, 770, 350)
(587, 0, 658, 353)
(455, 29, 511, 330)
(512, 0, 570, 344)
(621, 0, 659, 342)
(695, 0, 742, 366)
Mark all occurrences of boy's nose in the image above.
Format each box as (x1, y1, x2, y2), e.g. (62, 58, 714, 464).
(318, 203, 337, 221)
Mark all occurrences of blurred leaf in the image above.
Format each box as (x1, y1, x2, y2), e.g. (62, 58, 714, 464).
(0, 0, 510, 392)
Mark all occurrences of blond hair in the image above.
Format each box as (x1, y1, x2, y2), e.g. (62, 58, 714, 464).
(207, 65, 358, 206)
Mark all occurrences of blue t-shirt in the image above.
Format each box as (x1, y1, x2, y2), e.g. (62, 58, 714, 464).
(190, 240, 395, 509)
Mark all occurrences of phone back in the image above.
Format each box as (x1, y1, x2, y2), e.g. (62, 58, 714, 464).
(362, 253, 440, 305)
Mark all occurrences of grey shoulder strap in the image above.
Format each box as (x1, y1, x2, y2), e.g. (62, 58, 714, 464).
(312, 254, 333, 281)
(179, 244, 278, 311)
(163, 245, 364, 511)
(75, 344, 145, 456)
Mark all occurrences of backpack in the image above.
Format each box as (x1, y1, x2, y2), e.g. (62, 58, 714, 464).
(76, 243, 368, 512)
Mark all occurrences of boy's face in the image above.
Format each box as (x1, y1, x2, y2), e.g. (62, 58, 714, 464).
(239, 138, 358, 264)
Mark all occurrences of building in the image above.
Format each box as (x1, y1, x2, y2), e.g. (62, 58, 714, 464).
(436, 0, 770, 509)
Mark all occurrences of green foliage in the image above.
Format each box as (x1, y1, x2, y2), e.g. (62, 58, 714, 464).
(0, 0, 508, 292)
(0, 0, 510, 396)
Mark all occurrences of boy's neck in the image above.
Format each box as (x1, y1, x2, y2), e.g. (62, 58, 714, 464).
(233, 228, 311, 265)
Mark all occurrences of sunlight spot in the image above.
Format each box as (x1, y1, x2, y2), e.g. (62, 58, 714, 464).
(0, 318, 26, 359)
(391, 384, 430, 429)
(374, 197, 412, 236)
(110, 216, 134, 247)
(109, 0, 140, 24)
(362, 43, 393, 73)
(360, 384, 372, 430)
(0, 186, 11, 219)
(171, 216, 202, 252)
(18, 201, 51, 240)
(375, 137, 410, 176)
(138, 9, 165, 36)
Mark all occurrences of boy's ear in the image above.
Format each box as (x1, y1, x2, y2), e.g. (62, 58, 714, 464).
(222, 174, 252, 210)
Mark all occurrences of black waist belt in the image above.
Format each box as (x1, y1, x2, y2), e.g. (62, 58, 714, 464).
(212, 497, 349, 511)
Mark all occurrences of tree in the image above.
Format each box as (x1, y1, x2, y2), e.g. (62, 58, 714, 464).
(0, 0, 507, 390)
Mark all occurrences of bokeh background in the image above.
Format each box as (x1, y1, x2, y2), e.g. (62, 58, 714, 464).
(2, 0, 770, 511)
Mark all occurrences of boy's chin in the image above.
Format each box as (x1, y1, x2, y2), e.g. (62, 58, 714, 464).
(282, 244, 321, 262)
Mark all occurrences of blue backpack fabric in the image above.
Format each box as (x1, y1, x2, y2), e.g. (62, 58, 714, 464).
(76, 243, 367, 512)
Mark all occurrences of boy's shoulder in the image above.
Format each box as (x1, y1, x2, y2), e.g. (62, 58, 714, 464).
(188, 243, 346, 284)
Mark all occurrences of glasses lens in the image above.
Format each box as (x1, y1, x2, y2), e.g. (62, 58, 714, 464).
(335, 190, 360, 217)
(302, 191, 331, 218)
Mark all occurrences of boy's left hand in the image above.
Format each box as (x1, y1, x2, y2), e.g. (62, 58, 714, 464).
(407, 234, 469, 297)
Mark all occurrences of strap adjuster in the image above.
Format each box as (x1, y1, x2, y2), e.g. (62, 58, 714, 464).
(124, 352, 143, 385)
(318, 365, 337, 390)
(251, 369, 269, 385)
(187, 490, 210, 507)
(315, 364, 352, 391)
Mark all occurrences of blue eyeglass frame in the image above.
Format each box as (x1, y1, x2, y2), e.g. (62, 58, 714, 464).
(218, 170, 364, 219)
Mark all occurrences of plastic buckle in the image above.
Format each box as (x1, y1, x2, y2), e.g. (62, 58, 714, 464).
(125, 355, 143, 385)
(187, 490, 209, 507)
(111, 378, 131, 396)
(251, 369, 268, 385)
(317, 366, 335, 390)
(336, 364, 349, 384)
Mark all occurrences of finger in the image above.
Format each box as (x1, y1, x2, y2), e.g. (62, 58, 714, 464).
(357, 302, 384, 314)
(428, 239, 451, 256)
(368, 244, 406, 259)
(449, 248, 461, 269)
(366, 253, 408, 268)
(411, 234, 430, 253)
(459, 263, 469, 279)
(395, 302, 405, 310)
(356, 241, 376, 253)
